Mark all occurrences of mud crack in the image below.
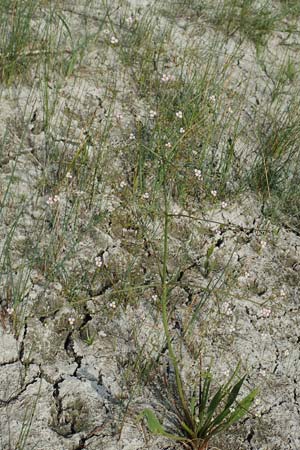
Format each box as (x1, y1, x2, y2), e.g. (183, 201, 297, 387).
(64, 332, 82, 377)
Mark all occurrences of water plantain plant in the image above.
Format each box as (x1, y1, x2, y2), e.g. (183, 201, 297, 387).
(138, 365, 257, 450)
(138, 151, 257, 449)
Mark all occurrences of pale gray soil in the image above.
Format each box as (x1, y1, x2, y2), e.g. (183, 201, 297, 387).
(0, 1, 299, 450)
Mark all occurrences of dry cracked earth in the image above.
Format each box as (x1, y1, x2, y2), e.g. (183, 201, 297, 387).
(0, 1, 300, 450)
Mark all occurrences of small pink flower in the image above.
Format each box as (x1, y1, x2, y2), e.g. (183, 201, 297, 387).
(161, 73, 175, 83)
(126, 16, 135, 26)
(261, 308, 271, 318)
(110, 36, 118, 44)
(46, 195, 60, 205)
(194, 169, 202, 179)
(95, 256, 103, 268)
(260, 240, 267, 250)
(149, 110, 157, 119)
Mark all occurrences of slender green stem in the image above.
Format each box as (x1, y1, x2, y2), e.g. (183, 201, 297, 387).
(161, 158, 194, 431)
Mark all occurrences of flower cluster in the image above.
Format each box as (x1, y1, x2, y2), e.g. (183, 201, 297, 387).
(194, 169, 202, 179)
(161, 73, 175, 83)
(261, 308, 271, 318)
(110, 36, 118, 44)
(149, 110, 157, 119)
(95, 256, 103, 268)
(46, 195, 60, 205)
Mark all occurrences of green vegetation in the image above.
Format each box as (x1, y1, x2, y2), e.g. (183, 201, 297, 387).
(0, 0, 299, 448)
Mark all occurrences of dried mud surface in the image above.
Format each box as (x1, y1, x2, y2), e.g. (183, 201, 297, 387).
(0, 1, 299, 449)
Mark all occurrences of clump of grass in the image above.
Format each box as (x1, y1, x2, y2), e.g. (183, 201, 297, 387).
(209, 0, 278, 51)
(279, 0, 300, 18)
(247, 95, 300, 230)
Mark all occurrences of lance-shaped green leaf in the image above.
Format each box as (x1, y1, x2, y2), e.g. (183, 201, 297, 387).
(137, 409, 189, 442)
(207, 388, 258, 439)
(199, 376, 246, 437)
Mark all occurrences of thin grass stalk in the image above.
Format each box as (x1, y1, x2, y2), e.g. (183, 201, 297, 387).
(161, 155, 194, 431)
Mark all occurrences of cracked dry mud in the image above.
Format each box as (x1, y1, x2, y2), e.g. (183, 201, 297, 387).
(0, 1, 300, 449)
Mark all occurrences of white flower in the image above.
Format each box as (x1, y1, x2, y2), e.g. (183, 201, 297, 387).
(179, 127, 185, 134)
(129, 133, 135, 140)
(261, 308, 271, 318)
(99, 330, 107, 337)
(260, 240, 267, 249)
(223, 301, 231, 315)
(151, 294, 158, 301)
(176, 111, 183, 119)
(280, 288, 286, 297)
(110, 36, 118, 44)
(194, 169, 202, 179)
(66, 172, 73, 179)
(126, 16, 135, 26)
(161, 73, 175, 83)
(68, 317, 75, 326)
(161, 73, 169, 82)
(46, 195, 60, 205)
(116, 113, 123, 120)
(165, 142, 172, 148)
(120, 180, 127, 188)
(149, 110, 157, 119)
(209, 95, 216, 105)
(109, 301, 116, 309)
(95, 256, 103, 268)
(221, 201, 227, 209)
(211, 190, 217, 197)
(142, 192, 150, 200)
(7, 307, 14, 315)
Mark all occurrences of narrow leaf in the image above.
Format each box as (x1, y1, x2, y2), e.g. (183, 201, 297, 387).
(224, 375, 246, 410)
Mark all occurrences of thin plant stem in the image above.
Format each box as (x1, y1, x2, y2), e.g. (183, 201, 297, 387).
(161, 155, 194, 431)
